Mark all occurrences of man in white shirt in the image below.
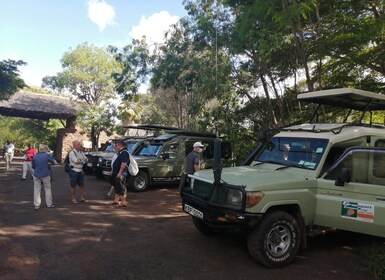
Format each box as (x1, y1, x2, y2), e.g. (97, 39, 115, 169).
(68, 140, 88, 204)
(3, 140, 15, 170)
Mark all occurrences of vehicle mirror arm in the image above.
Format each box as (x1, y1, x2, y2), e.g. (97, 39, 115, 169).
(335, 168, 351, 186)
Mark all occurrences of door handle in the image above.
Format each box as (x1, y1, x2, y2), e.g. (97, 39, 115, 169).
(377, 196, 385, 201)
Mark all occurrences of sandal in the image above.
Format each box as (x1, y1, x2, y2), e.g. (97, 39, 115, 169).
(115, 203, 127, 207)
(72, 200, 79, 204)
(79, 199, 88, 203)
(109, 201, 119, 205)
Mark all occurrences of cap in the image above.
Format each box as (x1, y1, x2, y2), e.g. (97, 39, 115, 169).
(193, 142, 204, 148)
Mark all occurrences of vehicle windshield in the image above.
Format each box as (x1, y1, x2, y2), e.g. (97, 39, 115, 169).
(126, 141, 139, 153)
(105, 144, 115, 152)
(253, 137, 329, 170)
(137, 144, 162, 157)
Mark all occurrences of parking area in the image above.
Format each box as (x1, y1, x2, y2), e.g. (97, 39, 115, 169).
(0, 162, 381, 280)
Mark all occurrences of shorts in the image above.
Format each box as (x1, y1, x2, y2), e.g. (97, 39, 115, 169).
(113, 175, 127, 196)
(69, 170, 85, 188)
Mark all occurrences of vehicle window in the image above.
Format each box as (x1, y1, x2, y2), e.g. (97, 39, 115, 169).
(126, 141, 139, 153)
(137, 144, 162, 157)
(105, 144, 114, 152)
(325, 149, 385, 185)
(162, 144, 179, 159)
(375, 139, 385, 147)
(324, 151, 354, 181)
(255, 137, 328, 170)
(372, 150, 385, 179)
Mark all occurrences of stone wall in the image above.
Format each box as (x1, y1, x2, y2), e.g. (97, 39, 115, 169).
(55, 127, 89, 163)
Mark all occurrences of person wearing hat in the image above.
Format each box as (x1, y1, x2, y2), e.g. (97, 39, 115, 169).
(185, 142, 204, 175)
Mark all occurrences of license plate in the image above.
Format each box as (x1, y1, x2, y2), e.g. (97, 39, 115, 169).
(102, 171, 110, 175)
(184, 204, 203, 220)
(87, 163, 92, 167)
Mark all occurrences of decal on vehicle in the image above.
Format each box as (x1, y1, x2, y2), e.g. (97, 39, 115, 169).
(341, 201, 375, 223)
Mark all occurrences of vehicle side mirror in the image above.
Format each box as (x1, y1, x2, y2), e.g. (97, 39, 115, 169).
(162, 153, 170, 160)
(335, 168, 351, 186)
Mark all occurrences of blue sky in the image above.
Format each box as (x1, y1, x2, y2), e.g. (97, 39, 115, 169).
(0, 0, 187, 87)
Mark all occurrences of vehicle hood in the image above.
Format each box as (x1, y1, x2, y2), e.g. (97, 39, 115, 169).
(98, 152, 115, 160)
(194, 164, 314, 191)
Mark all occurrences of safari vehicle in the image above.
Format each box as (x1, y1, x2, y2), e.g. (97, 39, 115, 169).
(180, 88, 385, 268)
(93, 124, 179, 179)
(83, 141, 115, 175)
(125, 130, 233, 192)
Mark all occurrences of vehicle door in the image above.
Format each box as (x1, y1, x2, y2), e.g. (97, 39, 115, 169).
(315, 148, 385, 237)
(154, 142, 182, 178)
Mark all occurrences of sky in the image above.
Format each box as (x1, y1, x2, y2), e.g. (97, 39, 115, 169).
(0, 0, 187, 87)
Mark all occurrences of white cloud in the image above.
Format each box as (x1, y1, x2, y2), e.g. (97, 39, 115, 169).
(87, 0, 116, 31)
(129, 11, 179, 46)
(21, 67, 45, 87)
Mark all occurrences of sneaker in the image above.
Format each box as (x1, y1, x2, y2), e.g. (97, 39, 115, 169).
(34, 206, 40, 210)
(21, 178, 26, 181)
(47, 205, 55, 208)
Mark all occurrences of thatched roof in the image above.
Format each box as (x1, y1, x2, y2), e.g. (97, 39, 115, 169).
(0, 90, 81, 120)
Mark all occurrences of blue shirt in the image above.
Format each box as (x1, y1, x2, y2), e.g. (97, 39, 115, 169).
(112, 148, 130, 176)
(185, 151, 200, 174)
(32, 152, 57, 178)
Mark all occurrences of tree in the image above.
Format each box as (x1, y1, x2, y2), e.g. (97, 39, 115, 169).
(42, 42, 121, 148)
(108, 38, 151, 99)
(151, 13, 234, 131)
(0, 59, 26, 100)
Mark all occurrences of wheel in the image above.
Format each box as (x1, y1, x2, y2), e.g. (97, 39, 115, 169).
(192, 217, 219, 236)
(128, 170, 149, 192)
(247, 211, 300, 268)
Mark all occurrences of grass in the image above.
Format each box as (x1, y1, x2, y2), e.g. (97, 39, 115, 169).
(364, 243, 385, 280)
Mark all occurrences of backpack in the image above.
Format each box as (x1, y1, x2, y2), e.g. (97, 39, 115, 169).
(123, 150, 138, 176)
(64, 152, 71, 173)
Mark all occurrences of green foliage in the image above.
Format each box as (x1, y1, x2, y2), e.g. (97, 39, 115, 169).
(363, 242, 385, 280)
(42, 42, 121, 148)
(42, 42, 120, 105)
(0, 116, 63, 152)
(0, 59, 26, 101)
(108, 38, 151, 98)
(76, 103, 117, 148)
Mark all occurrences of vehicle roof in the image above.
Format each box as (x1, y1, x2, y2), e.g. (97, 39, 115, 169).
(120, 124, 180, 130)
(298, 88, 385, 111)
(277, 123, 385, 140)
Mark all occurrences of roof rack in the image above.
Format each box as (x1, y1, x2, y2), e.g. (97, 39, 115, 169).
(120, 124, 180, 130)
(165, 130, 217, 138)
(298, 88, 385, 124)
(282, 121, 385, 135)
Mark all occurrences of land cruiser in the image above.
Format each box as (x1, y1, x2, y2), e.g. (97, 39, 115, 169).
(120, 130, 233, 192)
(93, 125, 179, 179)
(180, 88, 385, 268)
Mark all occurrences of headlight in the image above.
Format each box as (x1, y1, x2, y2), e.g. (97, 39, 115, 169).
(98, 157, 103, 163)
(246, 192, 264, 207)
(225, 188, 243, 208)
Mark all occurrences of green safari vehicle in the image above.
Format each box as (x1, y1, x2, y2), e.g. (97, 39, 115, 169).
(180, 88, 385, 268)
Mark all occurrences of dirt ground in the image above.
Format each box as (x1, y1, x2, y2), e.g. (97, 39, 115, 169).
(0, 161, 383, 280)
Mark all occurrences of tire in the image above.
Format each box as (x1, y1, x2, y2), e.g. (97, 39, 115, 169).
(128, 170, 149, 192)
(247, 211, 300, 268)
(192, 217, 219, 236)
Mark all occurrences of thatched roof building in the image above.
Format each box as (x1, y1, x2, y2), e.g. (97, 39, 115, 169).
(0, 90, 81, 120)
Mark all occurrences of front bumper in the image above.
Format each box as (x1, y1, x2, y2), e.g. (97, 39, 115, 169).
(182, 195, 263, 229)
(180, 173, 263, 229)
